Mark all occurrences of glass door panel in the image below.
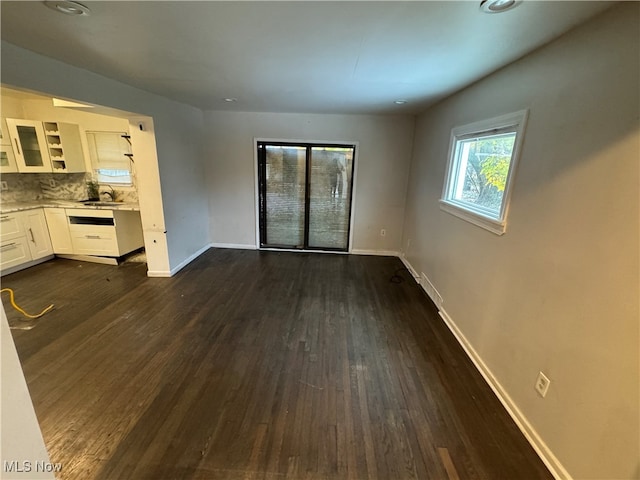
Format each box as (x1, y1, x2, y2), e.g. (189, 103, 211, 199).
(263, 145, 307, 247)
(0, 145, 18, 173)
(17, 125, 45, 167)
(308, 147, 354, 250)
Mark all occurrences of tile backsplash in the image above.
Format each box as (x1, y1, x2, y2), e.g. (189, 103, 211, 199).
(1, 173, 138, 203)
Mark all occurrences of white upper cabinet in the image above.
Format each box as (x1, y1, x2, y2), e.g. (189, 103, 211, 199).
(4, 119, 86, 174)
(0, 118, 18, 173)
(5, 118, 52, 173)
(43, 122, 86, 173)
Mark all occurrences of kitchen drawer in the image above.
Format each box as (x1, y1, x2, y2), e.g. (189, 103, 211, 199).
(66, 208, 114, 219)
(0, 213, 23, 241)
(70, 233, 118, 256)
(0, 237, 31, 270)
(68, 223, 116, 235)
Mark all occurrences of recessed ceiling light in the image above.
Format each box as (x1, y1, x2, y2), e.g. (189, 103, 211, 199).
(394, 100, 407, 105)
(224, 98, 238, 103)
(479, 0, 521, 13)
(44, 1, 91, 16)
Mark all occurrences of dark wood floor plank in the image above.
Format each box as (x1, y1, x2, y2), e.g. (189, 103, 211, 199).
(4, 249, 553, 480)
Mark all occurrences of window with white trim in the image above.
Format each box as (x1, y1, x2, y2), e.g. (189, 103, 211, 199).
(440, 110, 528, 235)
(86, 131, 133, 185)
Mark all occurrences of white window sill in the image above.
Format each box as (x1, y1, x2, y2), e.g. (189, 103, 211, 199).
(439, 200, 506, 235)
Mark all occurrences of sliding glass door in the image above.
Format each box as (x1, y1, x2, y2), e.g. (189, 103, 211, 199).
(260, 144, 307, 247)
(257, 142, 355, 251)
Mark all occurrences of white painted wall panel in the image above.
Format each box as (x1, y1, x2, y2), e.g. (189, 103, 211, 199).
(204, 111, 415, 253)
(402, 4, 639, 479)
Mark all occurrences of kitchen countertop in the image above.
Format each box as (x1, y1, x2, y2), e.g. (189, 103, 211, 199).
(0, 200, 140, 213)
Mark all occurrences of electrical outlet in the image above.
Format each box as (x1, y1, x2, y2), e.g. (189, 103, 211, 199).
(535, 371, 551, 398)
(1, 181, 7, 191)
(380, 229, 386, 237)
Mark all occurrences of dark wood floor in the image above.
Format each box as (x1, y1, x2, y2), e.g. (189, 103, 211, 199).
(4, 249, 553, 480)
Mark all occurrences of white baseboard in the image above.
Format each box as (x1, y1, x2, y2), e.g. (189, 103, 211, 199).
(170, 243, 214, 276)
(146, 270, 171, 278)
(147, 243, 213, 278)
(351, 249, 399, 257)
(211, 243, 257, 250)
(150, 242, 259, 277)
(402, 256, 570, 480)
(208, 246, 396, 256)
(437, 308, 570, 480)
(399, 254, 419, 282)
(56, 254, 118, 265)
(0, 255, 54, 276)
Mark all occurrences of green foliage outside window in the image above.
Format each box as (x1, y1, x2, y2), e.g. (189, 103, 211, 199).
(459, 134, 515, 212)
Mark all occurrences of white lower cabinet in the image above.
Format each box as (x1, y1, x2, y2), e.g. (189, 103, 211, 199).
(66, 208, 143, 257)
(0, 238, 31, 271)
(43, 207, 73, 254)
(0, 213, 23, 239)
(1, 207, 144, 275)
(23, 209, 54, 259)
(1, 209, 53, 274)
(70, 233, 118, 256)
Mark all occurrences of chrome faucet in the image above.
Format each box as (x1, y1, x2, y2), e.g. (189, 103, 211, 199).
(101, 185, 116, 201)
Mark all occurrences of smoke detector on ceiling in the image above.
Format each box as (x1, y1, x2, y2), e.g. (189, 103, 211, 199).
(480, 0, 522, 13)
(44, 1, 91, 16)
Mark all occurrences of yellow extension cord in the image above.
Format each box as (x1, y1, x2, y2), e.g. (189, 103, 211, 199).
(0, 288, 54, 319)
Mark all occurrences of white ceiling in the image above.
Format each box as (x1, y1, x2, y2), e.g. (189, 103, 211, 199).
(0, 1, 615, 115)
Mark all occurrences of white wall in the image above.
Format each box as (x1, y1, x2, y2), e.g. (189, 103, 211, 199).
(1, 42, 209, 276)
(18, 98, 129, 131)
(1, 95, 24, 118)
(204, 111, 415, 253)
(402, 4, 639, 479)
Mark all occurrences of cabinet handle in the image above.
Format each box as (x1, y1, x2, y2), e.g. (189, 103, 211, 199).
(28, 227, 35, 243)
(0, 216, 9, 221)
(13, 138, 21, 155)
(85, 235, 101, 239)
(0, 242, 17, 250)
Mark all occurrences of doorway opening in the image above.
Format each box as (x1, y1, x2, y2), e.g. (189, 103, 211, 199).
(257, 141, 356, 252)
(0, 85, 169, 275)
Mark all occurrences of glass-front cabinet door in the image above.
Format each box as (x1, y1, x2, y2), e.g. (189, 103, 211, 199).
(5, 118, 51, 173)
(0, 145, 18, 173)
(0, 120, 18, 173)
